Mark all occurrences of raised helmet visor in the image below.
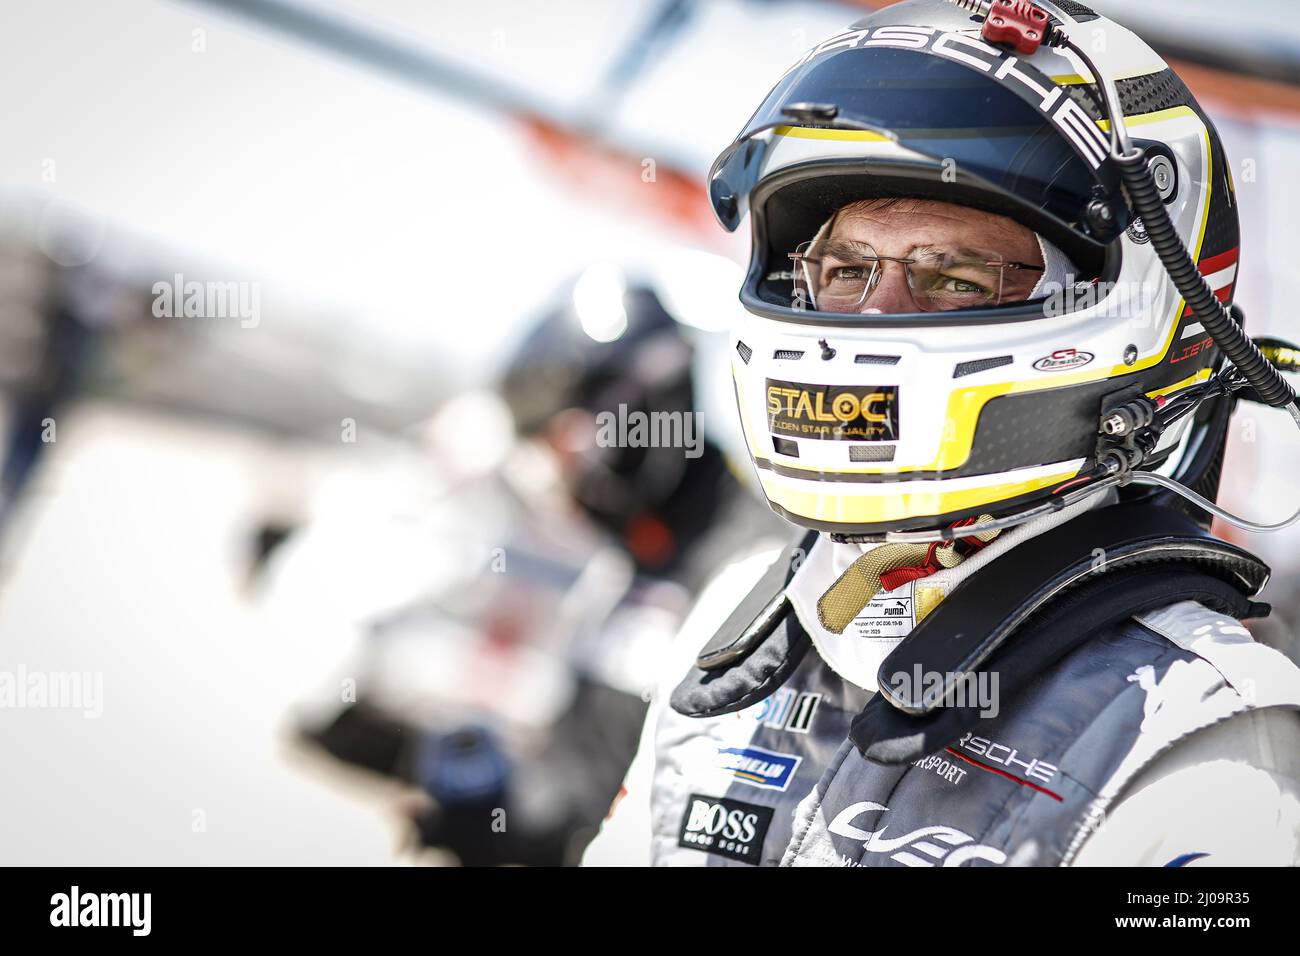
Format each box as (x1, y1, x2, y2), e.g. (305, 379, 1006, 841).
(709, 42, 1129, 317)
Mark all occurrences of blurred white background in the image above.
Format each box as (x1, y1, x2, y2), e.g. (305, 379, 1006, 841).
(1, 0, 1297, 863)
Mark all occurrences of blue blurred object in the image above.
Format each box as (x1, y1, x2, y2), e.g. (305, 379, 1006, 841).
(415, 726, 512, 806)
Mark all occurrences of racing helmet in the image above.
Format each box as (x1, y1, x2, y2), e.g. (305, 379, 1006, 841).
(499, 266, 700, 548)
(710, 0, 1239, 536)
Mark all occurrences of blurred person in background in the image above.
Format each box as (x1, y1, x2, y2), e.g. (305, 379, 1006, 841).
(0, 259, 120, 544)
(294, 268, 784, 865)
(585, 0, 1300, 867)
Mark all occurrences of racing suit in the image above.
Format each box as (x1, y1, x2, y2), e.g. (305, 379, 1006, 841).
(583, 498, 1300, 866)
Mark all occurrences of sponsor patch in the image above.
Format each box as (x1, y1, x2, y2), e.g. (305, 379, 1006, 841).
(678, 794, 774, 864)
(754, 688, 822, 734)
(1032, 348, 1093, 372)
(766, 379, 899, 442)
(716, 745, 802, 791)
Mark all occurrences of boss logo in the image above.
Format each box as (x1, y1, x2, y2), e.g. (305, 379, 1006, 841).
(765, 379, 899, 442)
(678, 794, 774, 864)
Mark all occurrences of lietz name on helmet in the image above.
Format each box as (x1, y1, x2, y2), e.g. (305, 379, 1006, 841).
(784, 25, 1109, 168)
(766, 379, 899, 442)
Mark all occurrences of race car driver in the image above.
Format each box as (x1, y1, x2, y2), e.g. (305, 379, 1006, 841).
(583, 0, 1300, 866)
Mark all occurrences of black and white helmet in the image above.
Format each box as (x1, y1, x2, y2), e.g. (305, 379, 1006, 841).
(710, 0, 1239, 535)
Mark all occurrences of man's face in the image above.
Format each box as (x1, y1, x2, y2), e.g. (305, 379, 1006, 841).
(794, 198, 1044, 314)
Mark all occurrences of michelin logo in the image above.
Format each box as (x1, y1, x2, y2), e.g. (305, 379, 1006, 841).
(716, 745, 802, 791)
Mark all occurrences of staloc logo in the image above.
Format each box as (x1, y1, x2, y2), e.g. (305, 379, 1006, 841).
(766, 379, 900, 442)
(49, 885, 151, 936)
(678, 793, 775, 864)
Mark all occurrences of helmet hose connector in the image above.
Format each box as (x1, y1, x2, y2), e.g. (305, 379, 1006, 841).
(1115, 148, 1300, 421)
(1045, 2, 1300, 422)
(1101, 397, 1157, 438)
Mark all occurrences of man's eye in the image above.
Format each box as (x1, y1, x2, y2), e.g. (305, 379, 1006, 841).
(828, 265, 867, 282)
(940, 276, 989, 295)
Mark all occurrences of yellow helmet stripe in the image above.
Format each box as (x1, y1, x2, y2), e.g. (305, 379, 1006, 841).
(771, 125, 893, 142)
(757, 467, 1080, 524)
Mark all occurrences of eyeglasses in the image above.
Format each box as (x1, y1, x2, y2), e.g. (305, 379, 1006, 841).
(789, 239, 1044, 313)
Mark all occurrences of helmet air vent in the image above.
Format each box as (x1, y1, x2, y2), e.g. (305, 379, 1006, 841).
(850, 445, 896, 463)
(953, 355, 1015, 378)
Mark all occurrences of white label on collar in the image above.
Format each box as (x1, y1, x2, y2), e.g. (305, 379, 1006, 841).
(848, 587, 915, 639)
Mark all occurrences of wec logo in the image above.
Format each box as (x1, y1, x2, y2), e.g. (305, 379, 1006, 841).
(829, 801, 1006, 867)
